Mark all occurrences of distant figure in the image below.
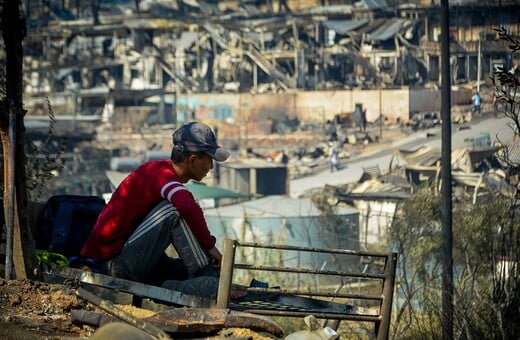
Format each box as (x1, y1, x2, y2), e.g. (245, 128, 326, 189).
(279, 0, 290, 12)
(329, 142, 340, 172)
(352, 103, 367, 132)
(472, 92, 481, 115)
(325, 120, 338, 141)
(361, 107, 367, 132)
(493, 93, 498, 118)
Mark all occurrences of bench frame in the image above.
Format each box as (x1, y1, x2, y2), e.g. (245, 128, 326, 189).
(216, 239, 397, 340)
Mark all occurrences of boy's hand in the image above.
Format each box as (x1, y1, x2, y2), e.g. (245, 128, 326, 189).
(208, 246, 222, 271)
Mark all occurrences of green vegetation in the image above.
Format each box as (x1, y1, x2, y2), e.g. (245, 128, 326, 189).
(390, 27, 520, 340)
(390, 189, 517, 339)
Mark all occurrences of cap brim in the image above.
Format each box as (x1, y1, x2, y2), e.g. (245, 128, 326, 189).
(206, 147, 230, 162)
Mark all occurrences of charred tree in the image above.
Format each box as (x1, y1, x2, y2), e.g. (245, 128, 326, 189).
(1, 0, 40, 279)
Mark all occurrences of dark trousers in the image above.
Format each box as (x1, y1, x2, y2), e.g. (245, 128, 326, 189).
(103, 200, 216, 288)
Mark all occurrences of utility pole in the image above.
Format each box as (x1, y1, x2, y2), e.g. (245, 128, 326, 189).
(477, 39, 481, 93)
(440, 0, 454, 339)
(379, 83, 382, 141)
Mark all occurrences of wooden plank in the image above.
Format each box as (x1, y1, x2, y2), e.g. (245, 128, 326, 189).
(75, 284, 135, 305)
(149, 308, 284, 337)
(71, 308, 285, 337)
(77, 287, 171, 339)
(44, 267, 215, 308)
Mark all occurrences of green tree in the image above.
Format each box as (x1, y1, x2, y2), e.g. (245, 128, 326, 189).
(490, 27, 520, 340)
(390, 188, 518, 339)
(390, 26, 520, 340)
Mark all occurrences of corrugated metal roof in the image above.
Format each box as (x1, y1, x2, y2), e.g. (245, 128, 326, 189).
(300, 5, 353, 16)
(223, 16, 291, 32)
(185, 181, 250, 200)
(174, 32, 198, 49)
(396, 146, 441, 166)
(205, 195, 358, 218)
(244, 31, 275, 43)
(323, 19, 368, 35)
(198, 0, 221, 15)
(243, 16, 291, 29)
(367, 18, 405, 41)
(358, 0, 388, 10)
(222, 158, 287, 169)
(506, 142, 520, 165)
(240, 3, 262, 16)
(355, 18, 384, 35)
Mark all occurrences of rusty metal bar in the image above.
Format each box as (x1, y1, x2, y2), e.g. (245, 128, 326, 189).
(77, 287, 171, 339)
(216, 238, 237, 308)
(238, 242, 389, 258)
(243, 287, 383, 301)
(234, 263, 386, 280)
(238, 309, 382, 322)
(376, 252, 398, 340)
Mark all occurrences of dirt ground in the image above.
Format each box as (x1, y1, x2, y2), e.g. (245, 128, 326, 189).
(0, 278, 277, 339)
(0, 278, 90, 339)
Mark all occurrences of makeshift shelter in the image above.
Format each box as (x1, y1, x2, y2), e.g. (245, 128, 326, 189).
(204, 195, 359, 269)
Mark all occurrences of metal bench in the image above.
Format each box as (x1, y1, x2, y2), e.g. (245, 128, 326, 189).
(216, 239, 397, 340)
(43, 240, 397, 338)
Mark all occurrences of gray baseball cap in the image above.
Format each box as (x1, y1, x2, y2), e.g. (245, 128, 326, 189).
(172, 122, 230, 162)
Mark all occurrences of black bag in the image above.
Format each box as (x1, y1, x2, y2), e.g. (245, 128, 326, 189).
(36, 195, 106, 257)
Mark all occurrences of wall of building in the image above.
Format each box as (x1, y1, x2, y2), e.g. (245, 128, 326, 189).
(171, 87, 470, 127)
(409, 88, 441, 113)
(409, 87, 472, 114)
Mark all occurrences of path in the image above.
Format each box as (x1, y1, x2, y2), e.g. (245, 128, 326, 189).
(289, 113, 515, 198)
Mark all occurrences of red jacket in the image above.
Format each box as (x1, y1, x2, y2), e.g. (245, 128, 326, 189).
(81, 160, 216, 260)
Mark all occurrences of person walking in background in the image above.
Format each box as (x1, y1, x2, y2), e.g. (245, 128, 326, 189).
(325, 119, 338, 142)
(493, 93, 499, 118)
(329, 141, 340, 172)
(472, 92, 481, 115)
(361, 107, 367, 132)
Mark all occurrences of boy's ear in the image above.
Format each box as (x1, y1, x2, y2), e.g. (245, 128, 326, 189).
(186, 153, 197, 165)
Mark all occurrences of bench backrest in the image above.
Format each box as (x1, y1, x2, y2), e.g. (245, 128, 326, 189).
(216, 239, 397, 340)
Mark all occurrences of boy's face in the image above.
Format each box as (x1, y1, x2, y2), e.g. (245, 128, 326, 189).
(187, 153, 214, 182)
